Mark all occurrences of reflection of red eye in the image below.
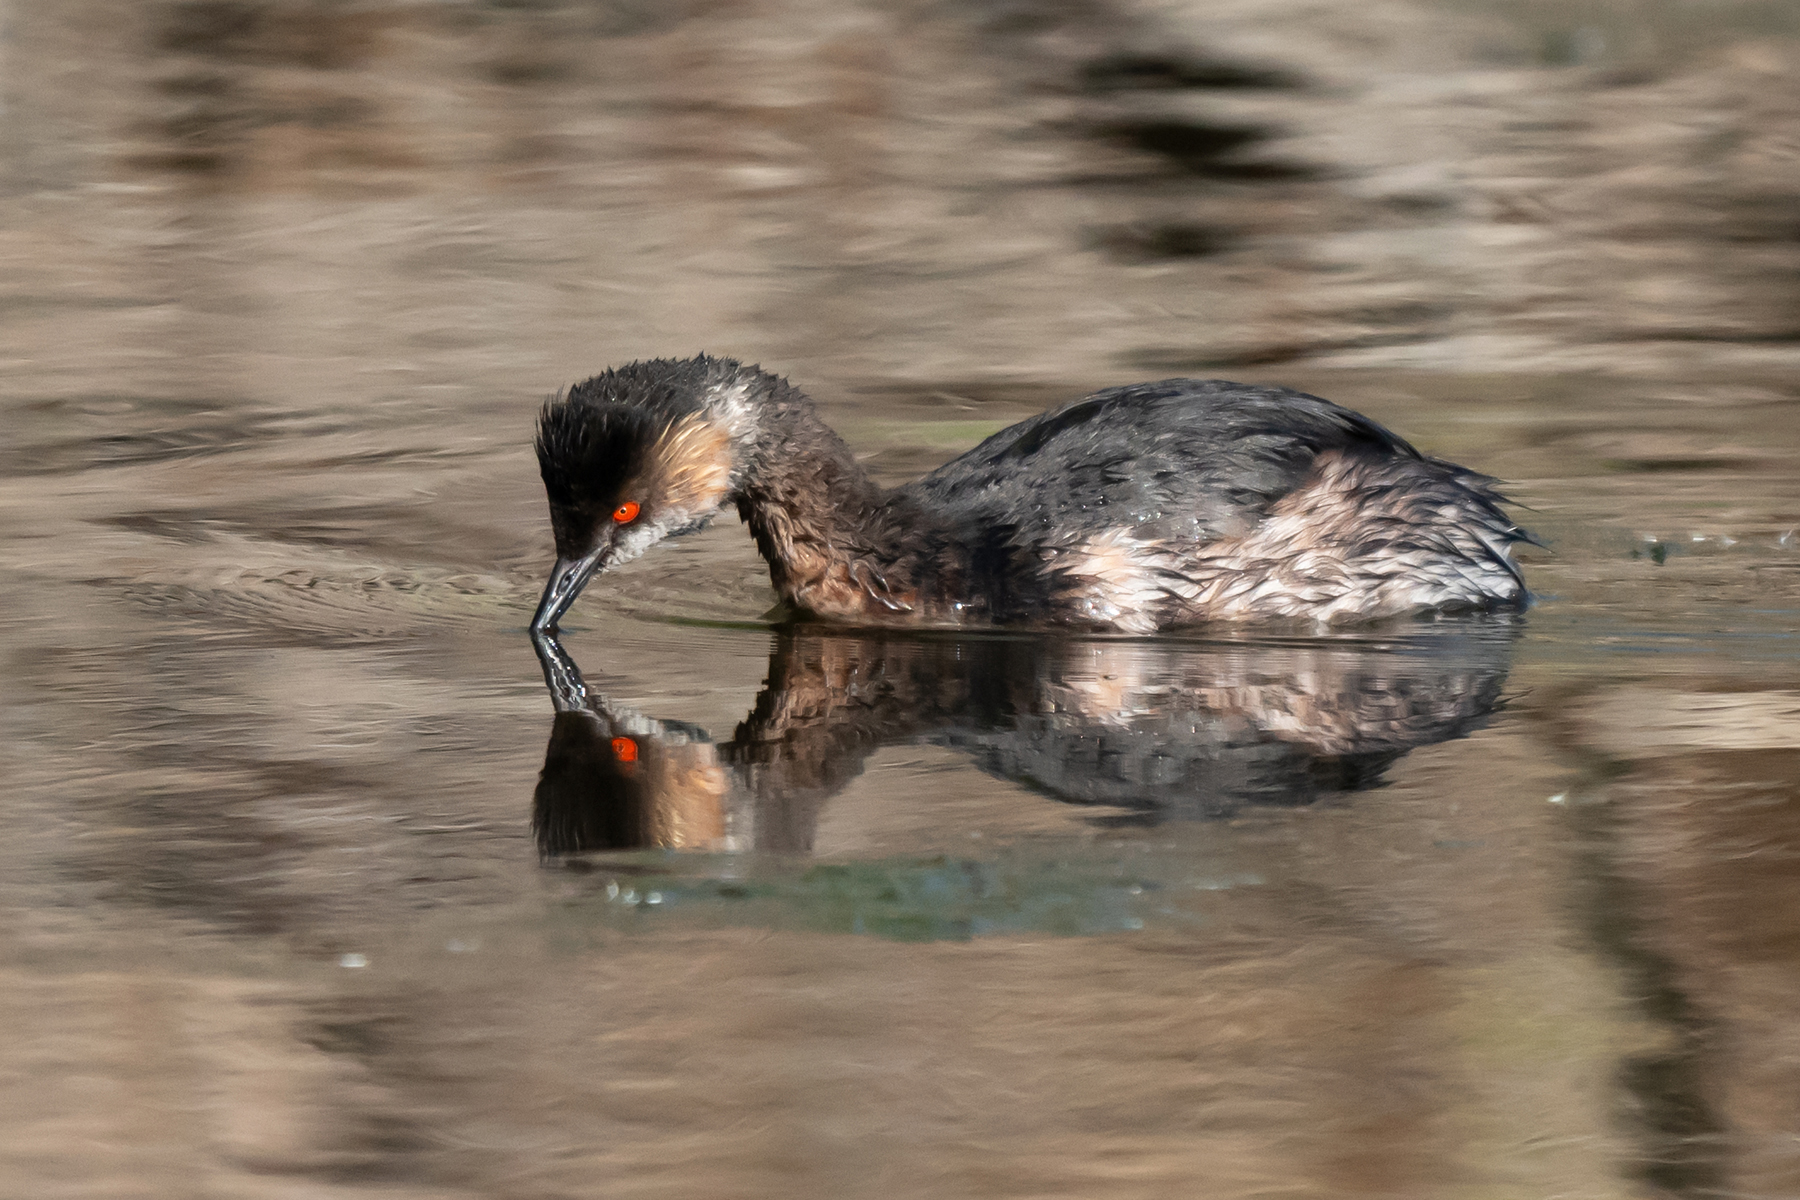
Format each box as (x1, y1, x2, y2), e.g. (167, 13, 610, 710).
(611, 736, 638, 763)
(612, 501, 640, 523)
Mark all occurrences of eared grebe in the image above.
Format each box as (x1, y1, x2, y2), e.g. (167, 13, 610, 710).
(530, 355, 1532, 634)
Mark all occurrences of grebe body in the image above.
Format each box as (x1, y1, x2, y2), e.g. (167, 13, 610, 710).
(531, 355, 1531, 634)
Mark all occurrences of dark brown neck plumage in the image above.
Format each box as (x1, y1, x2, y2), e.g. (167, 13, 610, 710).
(729, 383, 932, 622)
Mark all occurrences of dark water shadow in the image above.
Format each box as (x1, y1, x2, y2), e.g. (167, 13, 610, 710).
(1557, 755, 1794, 1196)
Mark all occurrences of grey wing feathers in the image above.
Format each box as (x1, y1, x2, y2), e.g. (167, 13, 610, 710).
(907, 379, 1421, 542)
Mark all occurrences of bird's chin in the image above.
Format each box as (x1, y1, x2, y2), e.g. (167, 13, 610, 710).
(530, 548, 608, 634)
(664, 511, 717, 540)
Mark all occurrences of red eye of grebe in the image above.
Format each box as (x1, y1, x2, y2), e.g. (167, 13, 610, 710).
(612, 501, 640, 523)
(611, 736, 638, 762)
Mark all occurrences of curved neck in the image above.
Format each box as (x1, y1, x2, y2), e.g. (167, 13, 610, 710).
(725, 378, 919, 619)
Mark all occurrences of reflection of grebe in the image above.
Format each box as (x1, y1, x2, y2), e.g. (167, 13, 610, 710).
(531, 356, 1532, 633)
(531, 626, 1515, 855)
(532, 638, 732, 854)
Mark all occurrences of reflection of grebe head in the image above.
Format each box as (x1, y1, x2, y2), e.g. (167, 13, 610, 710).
(531, 356, 752, 632)
(533, 711, 731, 856)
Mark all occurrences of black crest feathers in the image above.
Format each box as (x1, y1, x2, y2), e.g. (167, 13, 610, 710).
(535, 355, 741, 508)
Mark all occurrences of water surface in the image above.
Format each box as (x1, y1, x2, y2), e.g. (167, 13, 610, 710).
(3, 3, 1799, 1198)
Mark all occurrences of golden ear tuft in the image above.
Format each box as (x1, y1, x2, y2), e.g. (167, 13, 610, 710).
(653, 414, 733, 512)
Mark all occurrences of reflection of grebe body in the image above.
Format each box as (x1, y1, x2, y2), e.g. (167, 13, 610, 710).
(529, 626, 1517, 855)
(531, 356, 1532, 633)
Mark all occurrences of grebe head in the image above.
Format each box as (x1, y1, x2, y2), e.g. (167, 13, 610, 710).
(531, 357, 749, 632)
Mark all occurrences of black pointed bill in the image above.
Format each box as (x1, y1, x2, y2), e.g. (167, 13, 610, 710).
(530, 549, 607, 633)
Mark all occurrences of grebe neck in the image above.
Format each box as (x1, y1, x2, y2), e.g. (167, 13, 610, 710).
(728, 378, 917, 620)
